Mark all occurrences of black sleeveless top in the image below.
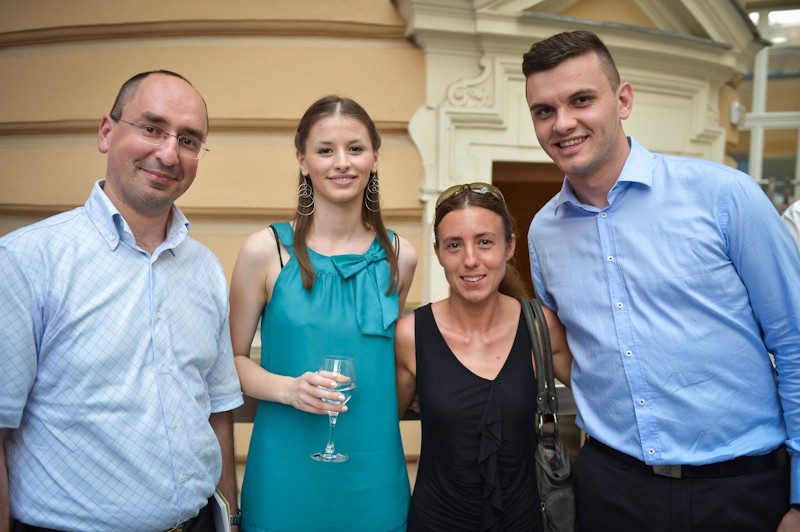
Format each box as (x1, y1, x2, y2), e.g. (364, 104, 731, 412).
(408, 304, 543, 532)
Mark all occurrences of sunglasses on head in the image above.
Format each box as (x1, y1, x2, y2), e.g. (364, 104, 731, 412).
(435, 182, 506, 209)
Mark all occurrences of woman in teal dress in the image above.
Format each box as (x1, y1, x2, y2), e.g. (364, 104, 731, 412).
(229, 95, 418, 532)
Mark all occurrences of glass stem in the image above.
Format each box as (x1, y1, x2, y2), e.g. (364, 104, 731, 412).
(325, 412, 338, 455)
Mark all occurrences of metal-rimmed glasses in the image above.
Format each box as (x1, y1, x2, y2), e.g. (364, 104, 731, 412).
(435, 182, 506, 209)
(117, 119, 210, 160)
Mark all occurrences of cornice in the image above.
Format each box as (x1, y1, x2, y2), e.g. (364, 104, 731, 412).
(398, 2, 766, 77)
(0, 19, 405, 48)
(0, 204, 424, 223)
(0, 119, 411, 136)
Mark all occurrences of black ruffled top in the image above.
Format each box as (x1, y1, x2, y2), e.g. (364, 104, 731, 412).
(408, 304, 543, 531)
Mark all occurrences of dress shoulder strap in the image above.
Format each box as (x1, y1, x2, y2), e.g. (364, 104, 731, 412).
(269, 224, 284, 269)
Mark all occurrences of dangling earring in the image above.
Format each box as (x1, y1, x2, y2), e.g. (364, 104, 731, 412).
(365, 172, 382, 213)
(296, 175, 315, 216)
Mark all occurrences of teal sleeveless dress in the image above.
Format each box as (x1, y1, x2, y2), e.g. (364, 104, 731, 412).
(240, 222, 410, 532)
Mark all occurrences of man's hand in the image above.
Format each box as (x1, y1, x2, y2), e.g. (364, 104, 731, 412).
(777, 506, 800, 531)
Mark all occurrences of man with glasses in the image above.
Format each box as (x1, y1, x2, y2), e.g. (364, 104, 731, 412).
(0, 71, 243, 531)
(523, 31, 800, 530)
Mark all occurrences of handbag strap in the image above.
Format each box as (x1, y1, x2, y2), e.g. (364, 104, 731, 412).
(519, 297, 559, 416)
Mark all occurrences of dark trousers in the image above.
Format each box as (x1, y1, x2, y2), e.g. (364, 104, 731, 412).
(12, 496, 216, 532)
(575, 439, 790, 532)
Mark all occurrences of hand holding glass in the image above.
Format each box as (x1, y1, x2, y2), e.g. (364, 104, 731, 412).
(311, 356, 356, 462)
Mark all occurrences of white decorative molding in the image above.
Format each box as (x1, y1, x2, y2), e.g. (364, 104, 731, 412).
(621, 70, 725, 157)
(742, 111, 800, 130)
(396, 0, 765, 302)
(447, 57, 494, 108)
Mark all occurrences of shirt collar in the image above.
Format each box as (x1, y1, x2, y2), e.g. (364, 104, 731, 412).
(552, 137, 652, 214)
(618, 137, 653, 188)
(85, 179, 190, 253)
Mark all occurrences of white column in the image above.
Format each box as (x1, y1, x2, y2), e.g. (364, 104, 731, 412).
(748, 10, 770, 185)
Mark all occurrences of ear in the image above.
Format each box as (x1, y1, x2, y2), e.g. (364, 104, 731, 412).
(98, 115, 114, 155)
(371, 151, 379, 174)
(617, 82, 633, 121)
(433, 241, 443, 266)
(296, 149, 308, 176)
(506, 233, 516, 262)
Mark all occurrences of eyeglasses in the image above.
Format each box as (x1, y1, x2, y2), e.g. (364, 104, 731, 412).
(435, 182, 506, 209)
(117, 119, 210, 160)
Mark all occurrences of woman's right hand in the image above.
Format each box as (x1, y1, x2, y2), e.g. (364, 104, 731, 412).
(287, 371, 349, 415)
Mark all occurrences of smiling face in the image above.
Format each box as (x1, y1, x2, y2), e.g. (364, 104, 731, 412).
(98, 73, 208, 219)
(525, 52, 632, 197)
(296, 114, 378, 210)
(435, 205, 515, 304)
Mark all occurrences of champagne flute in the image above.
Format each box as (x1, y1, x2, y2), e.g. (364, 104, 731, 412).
(311, 356, 356, 463)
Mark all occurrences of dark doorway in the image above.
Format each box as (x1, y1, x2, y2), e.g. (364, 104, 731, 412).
(493, 161, 564, 298)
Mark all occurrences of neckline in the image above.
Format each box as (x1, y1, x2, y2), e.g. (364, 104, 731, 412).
(428, 305, 524, 383)
(306, 236, 379, 259)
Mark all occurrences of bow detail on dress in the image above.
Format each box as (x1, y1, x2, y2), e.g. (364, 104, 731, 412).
(331, 244, 398, 337)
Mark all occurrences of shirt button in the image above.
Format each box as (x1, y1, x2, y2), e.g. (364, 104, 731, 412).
(638, 399, 646, 406)
(109, 235, 117, 241)
(601, 213, 608, 218)
(607, 256, 614, 262)
(160, 366, 169, 375)
(616, 302, 624, 309)
(181, 474, 188, 483)
(171, 420, 179, 429)
(156, 311, 164, 320)
(625, 350, 633, 357)
(648, 448, 656, 456)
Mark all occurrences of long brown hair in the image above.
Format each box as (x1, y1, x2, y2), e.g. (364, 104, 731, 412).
(292, 95, 399, 292)
(433, 185, 529, 299)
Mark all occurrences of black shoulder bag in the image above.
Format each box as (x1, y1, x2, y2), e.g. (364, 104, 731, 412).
(519, 297, 577, 532)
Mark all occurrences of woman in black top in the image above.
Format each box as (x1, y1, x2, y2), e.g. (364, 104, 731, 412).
(395, 183, 571, 531)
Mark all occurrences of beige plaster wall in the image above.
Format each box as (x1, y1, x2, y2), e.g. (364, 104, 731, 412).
(0, 0, 428, 306)
(0, 0, 405, 30)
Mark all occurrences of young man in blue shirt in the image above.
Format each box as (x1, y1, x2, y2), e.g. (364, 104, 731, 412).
(524, 30, 800, 531)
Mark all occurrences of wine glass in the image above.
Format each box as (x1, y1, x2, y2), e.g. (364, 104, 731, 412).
(311, 356, 356, 463)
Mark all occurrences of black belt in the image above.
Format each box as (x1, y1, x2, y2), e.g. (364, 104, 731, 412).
(586, 436, 788, 479)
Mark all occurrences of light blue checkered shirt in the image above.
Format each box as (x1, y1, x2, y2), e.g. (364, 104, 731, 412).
(0, 180, 243, 531)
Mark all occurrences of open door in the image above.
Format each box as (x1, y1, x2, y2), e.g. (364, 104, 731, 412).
(493, 161, 564, 298)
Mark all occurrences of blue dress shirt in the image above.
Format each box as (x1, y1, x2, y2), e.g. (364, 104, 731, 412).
(0, 181, 243, 531)
(529, 138, 800, 501)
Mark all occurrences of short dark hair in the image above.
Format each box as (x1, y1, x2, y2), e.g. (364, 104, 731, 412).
(522, 30, 620, 89)
(109, 70, 208, 127)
